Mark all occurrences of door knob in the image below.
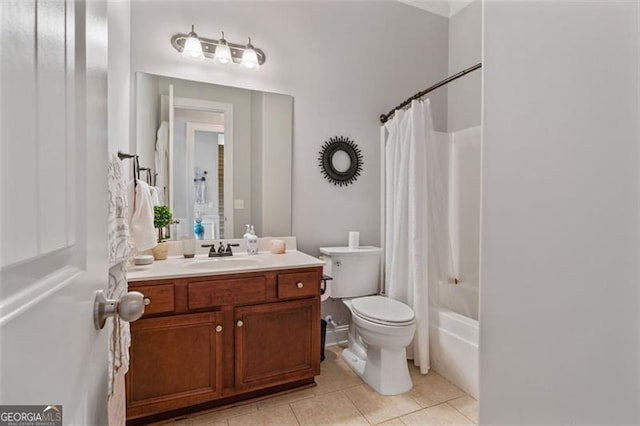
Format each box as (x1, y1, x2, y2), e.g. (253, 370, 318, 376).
(215, 325, 223, 333)
(93, 290, 150, 330)
(236, 320, 244, 327)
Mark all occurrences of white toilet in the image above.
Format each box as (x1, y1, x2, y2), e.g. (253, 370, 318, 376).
(320, 246, 416, 395)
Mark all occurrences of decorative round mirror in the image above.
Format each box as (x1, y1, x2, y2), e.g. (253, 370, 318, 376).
(318, 136, 363, 186)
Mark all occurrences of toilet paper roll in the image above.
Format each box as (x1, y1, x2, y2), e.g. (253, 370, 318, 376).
(348, 231, 359, 249)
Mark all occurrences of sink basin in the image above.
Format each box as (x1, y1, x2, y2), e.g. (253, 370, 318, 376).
(185, 257, 262, 270)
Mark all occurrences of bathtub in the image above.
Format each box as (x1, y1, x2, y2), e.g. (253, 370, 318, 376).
(429, 305, 479, 399)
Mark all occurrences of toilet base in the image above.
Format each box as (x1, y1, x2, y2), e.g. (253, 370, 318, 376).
(342, 345, 413, 395)
(342, 348, 365, 376)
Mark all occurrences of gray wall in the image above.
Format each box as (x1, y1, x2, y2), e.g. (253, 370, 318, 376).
(447, 0, 481, 132)
(107, 0, 131, 155)
(251, 91, 264, 236)
(134, 72, 159, 177)
(252, 92, 293, 237)
(480, 1, 639, 423)
(130, 0, 450, 255)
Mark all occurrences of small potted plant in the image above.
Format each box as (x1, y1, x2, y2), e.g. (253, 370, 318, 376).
(151, 205, 172, 260)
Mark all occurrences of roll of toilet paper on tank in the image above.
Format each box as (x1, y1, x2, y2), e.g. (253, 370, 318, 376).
(348, 231, 359, 249)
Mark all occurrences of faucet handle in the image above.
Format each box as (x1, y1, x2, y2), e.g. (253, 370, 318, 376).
(226, 243, 240, 253)
(202, 243, 218, 257)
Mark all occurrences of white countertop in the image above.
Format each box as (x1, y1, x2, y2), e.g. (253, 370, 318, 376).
(127, 250, 325, 282)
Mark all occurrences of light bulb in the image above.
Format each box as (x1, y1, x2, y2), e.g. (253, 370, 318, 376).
(241, 38, 259, 70)
(214, 32, 232, 65)
(182, 26, 204, 61)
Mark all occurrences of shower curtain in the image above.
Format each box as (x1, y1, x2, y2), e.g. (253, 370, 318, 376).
(384, 99, 454, 374)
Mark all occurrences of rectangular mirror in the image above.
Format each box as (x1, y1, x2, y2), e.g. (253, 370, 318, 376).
(135, 73, 293, 239)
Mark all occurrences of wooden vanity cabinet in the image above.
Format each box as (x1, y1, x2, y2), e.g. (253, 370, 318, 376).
(125, 267, 322, 422)
(126, 312, 224, 417)
(235, 298, 319, 392)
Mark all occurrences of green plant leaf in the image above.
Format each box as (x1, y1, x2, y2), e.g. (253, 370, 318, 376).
(154, 205, 173, 229)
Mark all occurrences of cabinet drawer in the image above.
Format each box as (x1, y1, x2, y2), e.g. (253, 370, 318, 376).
(188, 277, 266, 310)
(134, 284, 175, 316)
(278, 271, 319, 300)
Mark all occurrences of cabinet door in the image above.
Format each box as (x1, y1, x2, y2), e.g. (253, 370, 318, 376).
(235, 299, 320, 391)
(126, 312, 224, 419)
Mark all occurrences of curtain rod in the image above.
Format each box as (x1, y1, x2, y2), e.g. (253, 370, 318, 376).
(379, 62, 482, 124)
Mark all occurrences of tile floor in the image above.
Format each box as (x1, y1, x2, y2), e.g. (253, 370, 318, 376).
(156, 345, 478, 426)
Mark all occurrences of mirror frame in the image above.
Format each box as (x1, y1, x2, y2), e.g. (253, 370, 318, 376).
(318, 136, 363, 187)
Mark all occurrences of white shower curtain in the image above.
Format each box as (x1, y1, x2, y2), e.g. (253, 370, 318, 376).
(384, 99, 454, 374)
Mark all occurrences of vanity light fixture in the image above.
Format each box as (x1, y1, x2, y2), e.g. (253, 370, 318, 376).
(171, 26, 266, 68)
(182, 25, 204, 60)
(241, 37, 260, 70)
(214, 32, 232, 65)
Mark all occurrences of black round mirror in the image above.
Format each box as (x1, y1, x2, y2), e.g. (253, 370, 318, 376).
(318, 136, 363, 186)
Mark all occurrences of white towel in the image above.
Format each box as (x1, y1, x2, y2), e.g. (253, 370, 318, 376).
(108, 154, 130, 266)
(107, 154, 131, 397)
(153, 186, 165, 205)
(127, 179, 157, 252)
(149, 186, 160, 207)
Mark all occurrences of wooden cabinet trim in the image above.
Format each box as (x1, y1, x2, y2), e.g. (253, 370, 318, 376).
(277, 270, 321, 300)
(129, 283, 175, 317)
(188, 276, 267, 310)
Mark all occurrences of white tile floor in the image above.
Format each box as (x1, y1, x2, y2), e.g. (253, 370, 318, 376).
(155, 345, 478, 425)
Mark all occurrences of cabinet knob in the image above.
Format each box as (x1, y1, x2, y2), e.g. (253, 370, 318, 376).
(296, 282, 304, 289)
(215, 325, 223, 333)
(236, 320, 244, 327)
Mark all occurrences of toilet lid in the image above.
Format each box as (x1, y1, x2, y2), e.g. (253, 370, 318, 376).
(351, 295, 415, 324)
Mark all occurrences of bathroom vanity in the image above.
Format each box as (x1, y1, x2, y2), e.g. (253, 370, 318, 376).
(125, 248, 323, 423)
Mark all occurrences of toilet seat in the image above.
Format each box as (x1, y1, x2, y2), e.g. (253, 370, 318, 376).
(351, 295, 415, 326)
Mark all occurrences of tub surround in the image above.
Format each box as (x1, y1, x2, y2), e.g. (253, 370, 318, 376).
(429, 306, 478, 399)
(125, 237, 323, 424)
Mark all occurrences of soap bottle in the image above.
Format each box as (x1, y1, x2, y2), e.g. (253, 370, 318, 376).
(194, 213, 204, 240)
(243, 224, 252, 254)
(247, 225, 259, 255)
(243, 224, 251, 240)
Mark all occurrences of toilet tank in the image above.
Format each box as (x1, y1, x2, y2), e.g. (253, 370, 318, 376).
(319, 246, 383, 298)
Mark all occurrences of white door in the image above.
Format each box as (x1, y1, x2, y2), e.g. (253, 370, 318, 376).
(186, 122, 224, 239)
(173, 97, 234, 237)
(1, 0, 111, 424)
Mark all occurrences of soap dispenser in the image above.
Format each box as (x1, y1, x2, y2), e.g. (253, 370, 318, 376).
(243, 224, 251, 240)
(246, 225, 258, 255)
(243, 224, 252, 254)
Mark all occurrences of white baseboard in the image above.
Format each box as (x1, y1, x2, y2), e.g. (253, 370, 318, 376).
(324, 324, 349, 347)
